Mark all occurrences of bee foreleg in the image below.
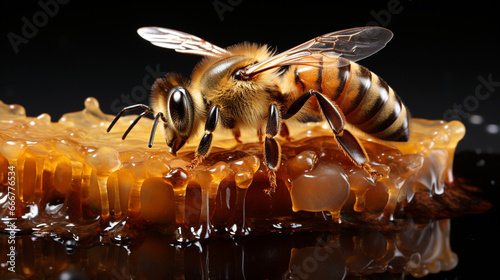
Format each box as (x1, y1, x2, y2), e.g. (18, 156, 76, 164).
(188, 105, 220, 170)
(263, 103, 282, 196)
(148, 112, 166, 148)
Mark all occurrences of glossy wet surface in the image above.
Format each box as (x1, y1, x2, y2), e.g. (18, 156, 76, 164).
(0, 98, 496, 279)
(1, 158, 496, 280)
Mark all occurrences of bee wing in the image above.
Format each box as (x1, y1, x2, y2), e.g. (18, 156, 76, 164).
(244, 27, 393, 77)
(137, 27, 230, 57)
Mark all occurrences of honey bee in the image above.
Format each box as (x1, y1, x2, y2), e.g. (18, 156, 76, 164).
(107, 26, 409, 195)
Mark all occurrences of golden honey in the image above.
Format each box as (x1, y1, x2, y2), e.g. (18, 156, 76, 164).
(0, 97, 466, 243)
(5, 97, 497, 278)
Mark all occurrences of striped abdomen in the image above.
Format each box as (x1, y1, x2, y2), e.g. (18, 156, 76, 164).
(292, 59, 410, 141)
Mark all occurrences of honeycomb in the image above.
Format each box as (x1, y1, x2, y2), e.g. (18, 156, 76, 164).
(0, 97, 466, 243)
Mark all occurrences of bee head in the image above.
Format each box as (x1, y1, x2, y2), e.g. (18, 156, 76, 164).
(150, 73, 195, 155)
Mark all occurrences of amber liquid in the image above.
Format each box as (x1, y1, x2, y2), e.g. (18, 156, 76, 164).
(0, 97, 483, 279)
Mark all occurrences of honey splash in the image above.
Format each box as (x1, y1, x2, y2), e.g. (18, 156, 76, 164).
(0, 97, 494, 279)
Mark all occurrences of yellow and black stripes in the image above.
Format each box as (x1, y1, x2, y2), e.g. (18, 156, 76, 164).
(293, 59, 409, 142)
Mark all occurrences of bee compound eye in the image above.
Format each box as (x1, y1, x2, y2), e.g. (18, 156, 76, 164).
(168, 86, 194, 136)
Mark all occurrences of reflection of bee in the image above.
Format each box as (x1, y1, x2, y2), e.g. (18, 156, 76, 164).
(108, 26, 409, 195)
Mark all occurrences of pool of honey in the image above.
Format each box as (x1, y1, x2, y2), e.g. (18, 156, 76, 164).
(0, 98, 494, 279)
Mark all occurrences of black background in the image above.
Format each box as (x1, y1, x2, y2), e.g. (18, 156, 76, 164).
(1, 1, 499, 279)
(1, 0, 499, 153)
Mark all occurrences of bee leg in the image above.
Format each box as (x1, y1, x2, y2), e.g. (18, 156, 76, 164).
(232, 128, 242, 144)
(313, 94, 378, 178)
(280, 122, 292, 141)
(188, 105, 220, 170)
(148, 112, 167, 148)
(257, 127, 264, 143)
(284, 90, 378, 179)
(284, 90, 344, 134)
(263, 103, 282, 196)
(107, 104, 154, 139)
(335, 129, 378, 178)
(309, 92, 377, 176)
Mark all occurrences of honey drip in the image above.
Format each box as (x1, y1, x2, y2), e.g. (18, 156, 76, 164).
(0, 97, 467, 244)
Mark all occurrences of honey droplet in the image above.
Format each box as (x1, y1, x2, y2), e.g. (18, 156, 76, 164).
(235, 171, 253, 189)
(0, 140, 26, 162)
(164, 167, 190, 194)
(290, 162, 350, 220)
(86, 146, 121, 175)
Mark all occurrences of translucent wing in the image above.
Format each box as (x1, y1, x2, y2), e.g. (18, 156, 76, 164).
(137, 27, 230, 57)
(243, 27, 393, 78)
